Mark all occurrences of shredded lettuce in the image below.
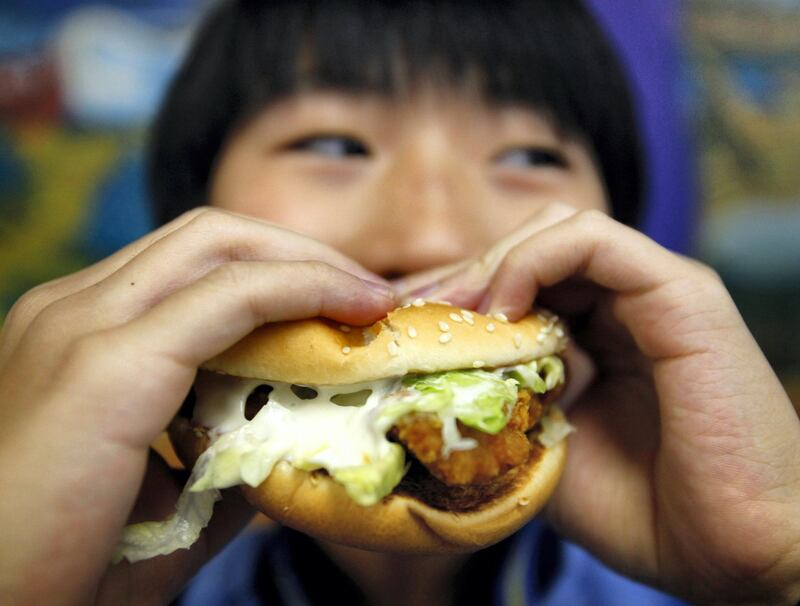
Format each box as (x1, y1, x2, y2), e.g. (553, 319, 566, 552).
(114, 355, 566, 562)
(190, 425, 287, 492)
(113, 483, 220, 564)
(504, 355, 564, 393)
(331, 443, 406, 506)
(386, 370, 519, 434)
(538, 410, 575, 448)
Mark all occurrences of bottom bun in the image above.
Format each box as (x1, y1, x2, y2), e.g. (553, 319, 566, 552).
(169, 409, 567, 554)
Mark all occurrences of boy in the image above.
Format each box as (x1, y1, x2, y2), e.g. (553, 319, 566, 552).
(1, 2, 798, 604)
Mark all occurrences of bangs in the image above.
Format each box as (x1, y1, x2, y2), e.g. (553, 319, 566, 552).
(151, 0, 642, 225)
(235, 0, 600, 135)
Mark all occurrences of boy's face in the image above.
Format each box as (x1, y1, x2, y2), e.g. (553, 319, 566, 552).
(210, 89, 607, 278)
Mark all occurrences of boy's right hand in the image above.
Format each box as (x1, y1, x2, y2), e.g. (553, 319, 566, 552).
(0, 208, 395, 605)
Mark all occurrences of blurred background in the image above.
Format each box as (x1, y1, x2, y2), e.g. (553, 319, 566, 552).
(1, 0, 798, 404)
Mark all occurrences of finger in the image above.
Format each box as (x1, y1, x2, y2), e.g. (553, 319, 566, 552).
(85, 260, 395, 449)
(99, 207, 387, 303)
(2, 208, 386, 362)
(478, 211, 800, 423)
(479, 210, 680, 319)
(391, 259, 472, 302)
(125, 260, 396, 365)
(411, 202, 578, 307)
(80, 208, 389, 332)
(0, 209, 211, 365)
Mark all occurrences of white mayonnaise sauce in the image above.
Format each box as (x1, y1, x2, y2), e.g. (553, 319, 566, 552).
(192, 370, 481, 475)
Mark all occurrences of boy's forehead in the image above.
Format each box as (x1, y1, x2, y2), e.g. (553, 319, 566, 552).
(243, 88, 565, 141)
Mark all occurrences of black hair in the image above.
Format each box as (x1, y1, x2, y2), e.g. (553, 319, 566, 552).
(149, 0, 643, 226)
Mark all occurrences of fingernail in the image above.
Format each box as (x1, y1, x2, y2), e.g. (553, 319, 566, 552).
(362, 280, 396, 300)
(476, 292, 493, 314)
(406, 282, 442, 300)
(479, 298, 514, 320)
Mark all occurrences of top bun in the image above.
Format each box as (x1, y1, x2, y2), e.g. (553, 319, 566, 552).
(202, 302, 568, 385)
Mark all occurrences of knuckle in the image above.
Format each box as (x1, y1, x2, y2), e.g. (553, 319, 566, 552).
(692, 260, 723, 284)
(689, 261, 729, 297)
(302, 259, 337, 281)
(186, 207, 233, 233)
(476, 249, 496, 272)
(183, 209, 258, 263)
(497, 242, 527, 275)
(206, 261, 251, 290)
(51, 329, 130, 394)
(179, 206, 217, 224)
(572, 208, 609, 230)
(23, 290, 76, 334)
(541, 200, 578, 221)
(677, 256, 724, 288)
(59, 331, 112, 379)
(4, 284, 54, 329)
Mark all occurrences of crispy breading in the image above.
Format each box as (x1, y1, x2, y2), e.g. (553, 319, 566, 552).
(390, 390, 545, 486)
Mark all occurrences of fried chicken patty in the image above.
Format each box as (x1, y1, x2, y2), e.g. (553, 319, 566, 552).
(390, 389, 545, 486)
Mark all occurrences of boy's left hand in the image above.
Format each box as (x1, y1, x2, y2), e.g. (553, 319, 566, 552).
(395, 203, 800, 605)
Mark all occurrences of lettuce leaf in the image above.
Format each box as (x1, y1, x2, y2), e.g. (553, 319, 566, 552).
(114, 355, 564, 562)
(113, 484, 220, 564)
(331, 442, 406, 506)
(381, 370, 519, 435)
(503, 356, 564, 393)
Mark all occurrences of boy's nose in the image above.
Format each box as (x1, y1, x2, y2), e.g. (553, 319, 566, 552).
(345, 144, 491, 277)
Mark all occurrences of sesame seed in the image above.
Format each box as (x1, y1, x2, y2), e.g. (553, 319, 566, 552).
(514, 334, 523, 348)
(472, 360, 485, 368)
(493, 312, 509, 323)
(438, 321, 450, 332)
(388, 341, 399, 356)
(537, 313, 548, 322)
(517, 496, 530, 507)
(342, 346, 351, 354)
(402, 303, 411, 309)
(439, 333, 453, 344)
(339, 325, 351, 333)
(555, 327, 565, 338)
(461, 310, 474, 320)
(448, 312, 463, 323)
(486, 323, 496, 333)
(407, 326, 418, 338)
(412, 298, 426, 307)
(536, 333, 547, 343)
(463, 315, 475, 325)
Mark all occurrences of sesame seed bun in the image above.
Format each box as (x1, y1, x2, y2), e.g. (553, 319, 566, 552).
(202, 302, 568, 385)
(172, 303, 570, 553)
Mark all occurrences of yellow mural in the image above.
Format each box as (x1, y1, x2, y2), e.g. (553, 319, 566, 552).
(1, 128, 123, 292)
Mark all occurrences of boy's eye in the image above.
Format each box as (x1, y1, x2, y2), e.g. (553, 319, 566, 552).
(493, 147, 567, 169)
(286, 135, 370, 158)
